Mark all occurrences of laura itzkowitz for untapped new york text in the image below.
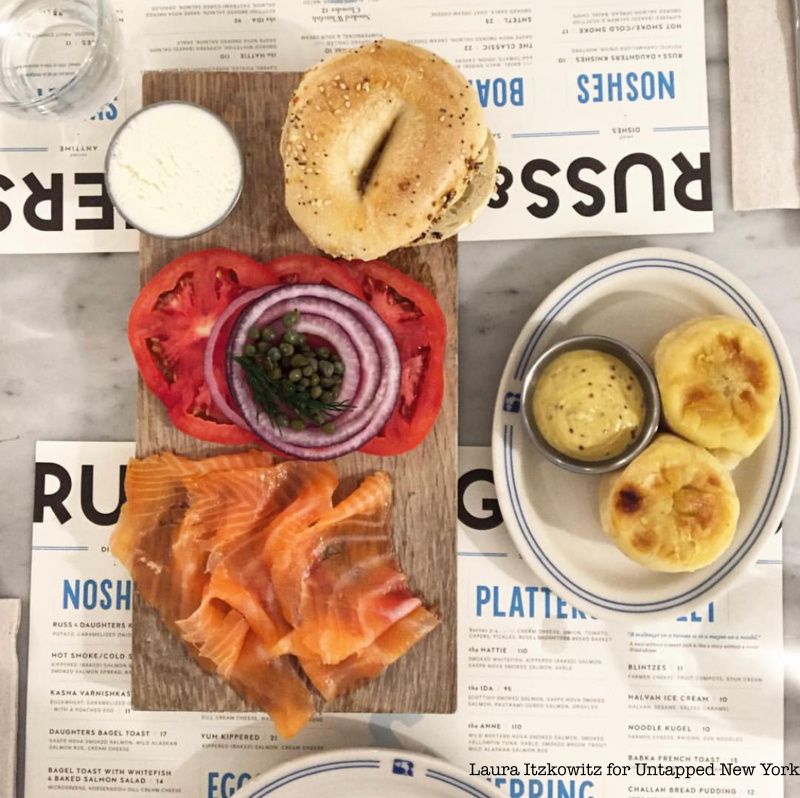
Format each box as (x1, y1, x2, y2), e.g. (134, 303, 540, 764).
(469, 762, 800, 779)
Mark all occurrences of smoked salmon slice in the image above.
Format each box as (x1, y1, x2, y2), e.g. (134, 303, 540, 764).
(176, 461, 337, 658)
(228, 632, 315, 739)
(298, 606, 440, 701)
(179, 602, 250, 679)
(172, 461, 336, 621)
(178, 605, 312, 739)
(110, 450, 272, 628)
(267, 472, 423, 665)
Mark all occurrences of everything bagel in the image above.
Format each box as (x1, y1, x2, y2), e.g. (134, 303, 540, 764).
(281, 39, 496, 260)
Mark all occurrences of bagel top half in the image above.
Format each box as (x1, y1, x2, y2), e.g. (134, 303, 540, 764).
(280, 39, 493, 260)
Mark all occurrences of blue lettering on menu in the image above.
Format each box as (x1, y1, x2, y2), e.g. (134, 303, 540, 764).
(676, 602, 715, 623)
(469, 77, 525, 107)
(576, 70, 676, 103)
(476, 585, 716, 624)
(493, 777, 595, 798)
(207, 772, 251, 798)
(62, 578, 132, 611)
(476, 585, 588, 620)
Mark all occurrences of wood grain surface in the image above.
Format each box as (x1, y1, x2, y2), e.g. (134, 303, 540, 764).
(132, 70, 457, 715)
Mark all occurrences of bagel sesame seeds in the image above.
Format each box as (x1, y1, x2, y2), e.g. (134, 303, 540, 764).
(283, 39, 493, 259)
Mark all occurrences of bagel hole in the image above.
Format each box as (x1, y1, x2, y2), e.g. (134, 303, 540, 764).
(357, 116, 400, 195)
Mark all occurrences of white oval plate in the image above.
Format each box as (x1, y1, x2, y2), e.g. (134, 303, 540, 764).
(492, 248, 799, 620)
(232, 748, 504, 798)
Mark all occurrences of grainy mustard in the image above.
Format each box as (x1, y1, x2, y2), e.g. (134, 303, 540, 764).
(532, 349, 645, 462)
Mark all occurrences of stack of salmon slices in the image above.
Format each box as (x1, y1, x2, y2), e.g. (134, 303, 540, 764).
(110, 450, 439, 737)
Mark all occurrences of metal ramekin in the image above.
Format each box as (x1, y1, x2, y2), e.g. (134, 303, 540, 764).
(520, 335, 661, 475)
(104, 100, 245, 239)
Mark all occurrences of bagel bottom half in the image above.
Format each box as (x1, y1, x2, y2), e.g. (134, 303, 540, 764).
(599, 434, 740, 573)
(414, 133, 498, 245)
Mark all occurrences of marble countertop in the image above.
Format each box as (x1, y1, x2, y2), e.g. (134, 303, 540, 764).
(1, 0, 798, 794)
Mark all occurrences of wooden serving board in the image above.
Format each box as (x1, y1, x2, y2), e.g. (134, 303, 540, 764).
(132, 70, 457, 715)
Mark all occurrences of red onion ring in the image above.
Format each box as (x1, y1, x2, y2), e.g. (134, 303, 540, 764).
(204, 285, 276, 429)
(233, 311, 367, 447)
(230, 300, 379, 448)
(228, 284, 400, 460)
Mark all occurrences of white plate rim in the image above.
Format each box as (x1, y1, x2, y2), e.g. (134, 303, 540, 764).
(232, 747, 504, 798)
(491, 246, 799, 619)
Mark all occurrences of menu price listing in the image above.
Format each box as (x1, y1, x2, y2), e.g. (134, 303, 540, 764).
(25, 444, 783, 798)
(46, 767, 171, 790)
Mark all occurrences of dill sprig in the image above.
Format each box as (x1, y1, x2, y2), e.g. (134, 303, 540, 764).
(235, 354, 351, 431)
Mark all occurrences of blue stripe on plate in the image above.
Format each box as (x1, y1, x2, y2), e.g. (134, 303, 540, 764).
(248, 760, 380, 798)
(501, 257, 791, 612)
(426, 769, 497, 798)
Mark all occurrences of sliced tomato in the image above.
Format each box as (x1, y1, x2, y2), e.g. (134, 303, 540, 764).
(344, 259, 447, 456)
(128, 248, 279, 445)
(268, 254, 365, 298)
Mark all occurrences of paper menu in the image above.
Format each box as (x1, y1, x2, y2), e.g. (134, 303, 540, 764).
(25, 442, 782, 797)
(0, 0, 712, 255)
(0, 599, 21, 798)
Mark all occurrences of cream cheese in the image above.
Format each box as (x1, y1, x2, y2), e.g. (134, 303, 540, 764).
(106, 102, 243, 238)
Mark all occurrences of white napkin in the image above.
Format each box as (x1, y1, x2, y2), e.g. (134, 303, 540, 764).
(0, 599, 21, 798)
(727, 0, 800, 209)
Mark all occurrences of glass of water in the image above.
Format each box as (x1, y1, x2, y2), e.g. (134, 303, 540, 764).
(0, 0, 123, 119)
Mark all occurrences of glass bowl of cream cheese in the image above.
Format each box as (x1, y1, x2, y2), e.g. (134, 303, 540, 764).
(105, 101, 244, 238)
(521, 335, 661, 475)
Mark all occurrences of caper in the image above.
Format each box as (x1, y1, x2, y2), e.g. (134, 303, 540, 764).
(244, 344, 257, 356)
(331, 386, 340, 399)
(269, 368, 282, 381)
(317, 347, 331, 360)
(275, 414, 289, 428)
(319, 361, 335, 378)
(320, 377, 336, 388)
(288, 369, 303, 382)
(295, 333, 306, 346)
(302, 365, 314, 377)
(257, 340, 271, 353)
(283, 309, 300, 329)
(310, 386, 323, 399)
(247, 326, 261, 341)
(268, 347, 281, 362)
(300, 378, 310, 389)
(331, 375, 342, 385)
(290, 354, 307, 368)
(307, 357, 318, 372)
(321, 391, 334, 403)
(309, 374, 320, 386)
(290, 418, 305, 431)
(279, 342, 295, 357)
(300, 344, 312, 355)
(322, 422, 336, 434)
(333, 360, 344, 375)
(260, 326, 276, 342)
(311, 411, 326, 425)
(283, 330, 302, 346)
